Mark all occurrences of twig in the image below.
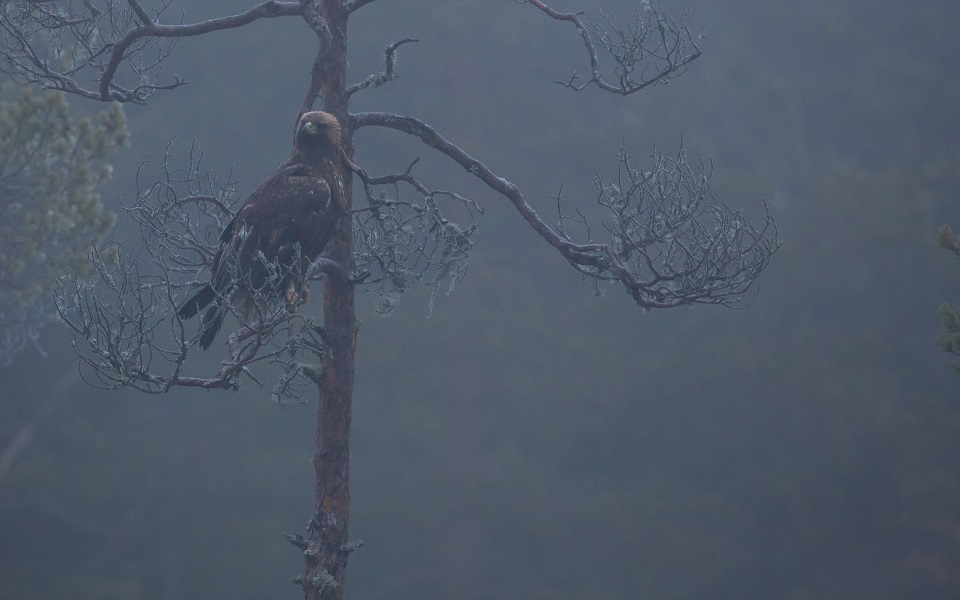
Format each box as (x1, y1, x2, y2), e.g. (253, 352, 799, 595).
(347, 37, 419, 96)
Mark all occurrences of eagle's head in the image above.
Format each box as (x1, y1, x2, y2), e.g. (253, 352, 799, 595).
(296, 111, 342, 152)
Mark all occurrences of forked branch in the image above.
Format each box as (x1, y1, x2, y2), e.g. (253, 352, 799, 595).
(526, 0, 702, 95)
(349, 155, 481, 315)
(0, 0, 300, 103)
(347, 37, 419, 97)
(352, 111, 778, 308)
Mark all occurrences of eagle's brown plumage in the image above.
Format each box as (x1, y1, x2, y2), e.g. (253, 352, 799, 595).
(178, 111, 348, 350)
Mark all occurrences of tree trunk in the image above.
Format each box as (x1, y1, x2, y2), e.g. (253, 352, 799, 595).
(303, 3, 357, 600)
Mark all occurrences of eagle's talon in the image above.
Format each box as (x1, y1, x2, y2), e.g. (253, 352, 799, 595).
(285, 282, 309, 306)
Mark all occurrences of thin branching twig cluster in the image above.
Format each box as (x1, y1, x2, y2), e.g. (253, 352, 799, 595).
(525, 0, 702, 95)
(557, 145, 778, 306)
(353, 160, 480, 315)
(53, 146, 331, 400)
(127, 142, 237, 278)
(352, 112, 779, 310)
(0, 0, 184, 102)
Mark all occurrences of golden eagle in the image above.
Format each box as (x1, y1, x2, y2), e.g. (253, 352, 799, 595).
(178, 111, 349, 350)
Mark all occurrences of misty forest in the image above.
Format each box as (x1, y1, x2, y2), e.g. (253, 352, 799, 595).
(2, 0, 960, 598)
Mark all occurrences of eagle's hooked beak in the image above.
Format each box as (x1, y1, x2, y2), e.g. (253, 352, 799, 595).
(302, 121, 320, 136)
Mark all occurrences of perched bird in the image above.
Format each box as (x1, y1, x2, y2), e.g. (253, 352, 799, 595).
(178, 111, 350, 350)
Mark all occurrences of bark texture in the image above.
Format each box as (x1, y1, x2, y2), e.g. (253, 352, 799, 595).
(302, 3, 358, 600)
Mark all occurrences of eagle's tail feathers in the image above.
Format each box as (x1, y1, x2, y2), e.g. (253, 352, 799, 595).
(199, 303, 225, 351)
(178, 284, 216, 319)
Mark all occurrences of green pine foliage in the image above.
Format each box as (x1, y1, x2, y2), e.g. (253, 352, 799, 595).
(0, 88, 127, 364)
(937, 224, 960, 366)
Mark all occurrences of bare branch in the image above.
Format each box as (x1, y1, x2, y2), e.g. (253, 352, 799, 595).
(102, 0, 299, 101)
(348, 153, 480, 315)
(525, 0, 703, 95)
(352, 111, 779, 309)
(124, 0, 153, 26)
(342, 0, 378, 13)
(347, 37, 418, 97)
(0, 1, 299, 103)
(126, 140, 240, 277)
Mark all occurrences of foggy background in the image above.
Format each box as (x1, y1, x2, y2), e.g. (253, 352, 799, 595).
(3, 0, 960, 598)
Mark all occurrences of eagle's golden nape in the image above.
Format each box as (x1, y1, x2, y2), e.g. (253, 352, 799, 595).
(177, 111, 349, 350)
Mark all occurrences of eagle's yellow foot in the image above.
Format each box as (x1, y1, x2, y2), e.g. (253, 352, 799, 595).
(284, 282, 310, 305)
(285, 282, 299, 305)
